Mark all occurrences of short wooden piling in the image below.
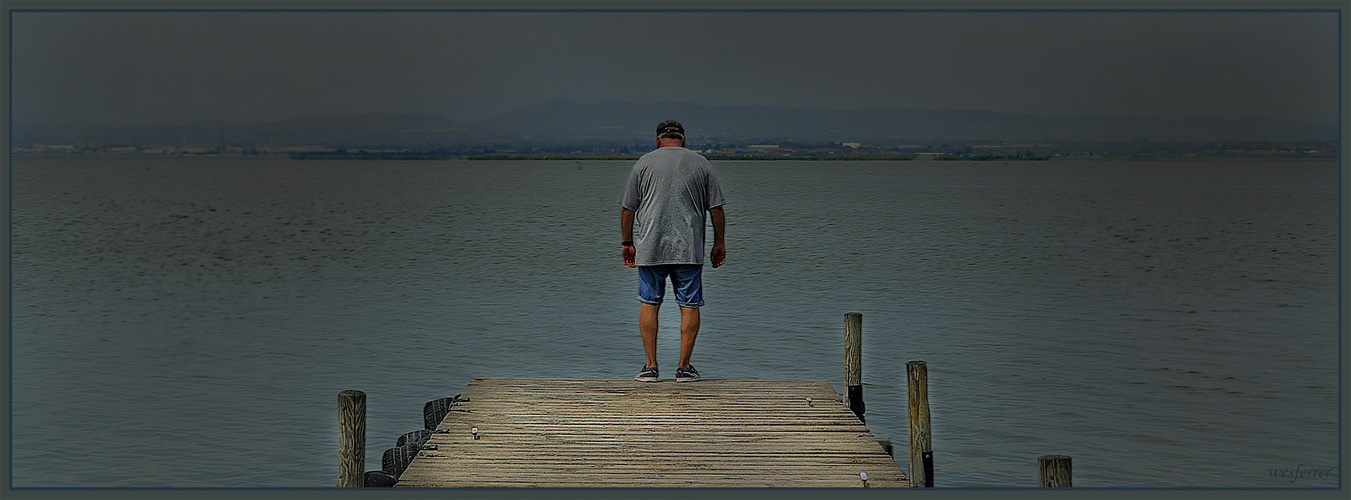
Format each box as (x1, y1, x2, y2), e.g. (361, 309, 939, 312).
(907, 361, 933, 487)
(338, 390, 367, 487)
(1039, 455, 1072, 487)
(844, 312, 864, 422)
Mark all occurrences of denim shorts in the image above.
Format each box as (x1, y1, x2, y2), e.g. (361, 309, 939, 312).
(637, 264, 704, 308)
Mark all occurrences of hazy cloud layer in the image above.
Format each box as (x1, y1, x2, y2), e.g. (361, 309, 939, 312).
(12, 9, 1339, 125)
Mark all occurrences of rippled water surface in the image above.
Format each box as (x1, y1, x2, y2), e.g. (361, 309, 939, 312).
(10, 155, 1339, 488)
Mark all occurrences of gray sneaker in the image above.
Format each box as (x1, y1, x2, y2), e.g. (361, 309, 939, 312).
(675, 364, 700, 382)
(635, 365, 659, 382)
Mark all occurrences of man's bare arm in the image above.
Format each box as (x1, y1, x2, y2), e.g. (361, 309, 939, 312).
(621, 207, 636, 267)
(709, 206, 725, 268)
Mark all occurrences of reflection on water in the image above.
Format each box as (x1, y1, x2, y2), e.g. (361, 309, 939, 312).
(11, 156, 1338, 487)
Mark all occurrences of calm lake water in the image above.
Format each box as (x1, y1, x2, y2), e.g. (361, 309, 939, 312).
(9, 155, 1340, 489)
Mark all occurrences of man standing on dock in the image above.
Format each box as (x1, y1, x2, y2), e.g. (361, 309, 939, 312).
(620, 120, 726, 383)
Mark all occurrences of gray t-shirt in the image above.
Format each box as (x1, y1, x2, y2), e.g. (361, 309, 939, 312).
(620, 146, 725, 266)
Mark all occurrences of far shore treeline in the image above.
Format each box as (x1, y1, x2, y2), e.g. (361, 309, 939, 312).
(280, 139, 1330, 161)
(12, 100, 1338, 161)
(14, 139, 1337, 162)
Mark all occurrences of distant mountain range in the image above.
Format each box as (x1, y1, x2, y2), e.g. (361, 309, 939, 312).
(14, 99, 1337, 149)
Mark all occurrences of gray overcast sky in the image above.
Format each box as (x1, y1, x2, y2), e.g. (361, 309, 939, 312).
(11, 8, 1340, 125)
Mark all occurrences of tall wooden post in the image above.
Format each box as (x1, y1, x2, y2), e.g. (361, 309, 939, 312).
(1039, 455, 1072, 487)
(338, 390, 367, 487)
(907, 361, 932, 487)
(844, 312, 864, 422)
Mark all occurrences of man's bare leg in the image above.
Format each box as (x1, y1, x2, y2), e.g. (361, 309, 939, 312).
(678, 306, 699, 367)
(640, 302, 660, 368)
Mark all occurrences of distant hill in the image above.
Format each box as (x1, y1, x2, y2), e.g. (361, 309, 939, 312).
(481, 100, 1335, 143)
(13, 100, 1337, 149)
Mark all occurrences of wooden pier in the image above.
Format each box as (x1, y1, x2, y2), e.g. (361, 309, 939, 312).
(341, 314, 1077, 488)
(393, 377, 910, 488)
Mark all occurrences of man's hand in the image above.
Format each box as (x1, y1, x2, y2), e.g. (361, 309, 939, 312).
(710, 243, 726, 268)
(622, 244, 637, 268)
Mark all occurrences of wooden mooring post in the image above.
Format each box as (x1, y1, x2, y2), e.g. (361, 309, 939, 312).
(907, 360, 933, 487)
(337, 390, 366, 487)
(1039, 455, 1072, 487)
(844, 312, 864, 422)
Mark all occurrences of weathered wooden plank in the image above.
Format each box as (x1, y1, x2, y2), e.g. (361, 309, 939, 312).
(415, 460, 897, 467)
(395, 378, 909, 488)
(398, 469, 910, 487)
(440, 421, 870, 428)
(397, 478, 908, 488)
(399, 468, 910, 486)
(422, 435, 887, 444)
(409, 459, 909, 468)
(417, 451, 899, 459)
(401, 473, 908, 483)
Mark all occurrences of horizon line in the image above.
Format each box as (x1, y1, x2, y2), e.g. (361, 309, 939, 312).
(13, 99, 1339, 128)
